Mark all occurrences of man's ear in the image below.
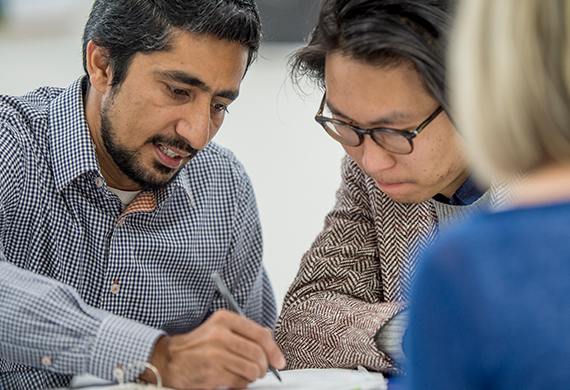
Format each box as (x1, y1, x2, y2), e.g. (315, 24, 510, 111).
(85, 40, 113, 94)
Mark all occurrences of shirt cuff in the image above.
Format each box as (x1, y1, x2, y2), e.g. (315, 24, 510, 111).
(90, 314, 165, 382)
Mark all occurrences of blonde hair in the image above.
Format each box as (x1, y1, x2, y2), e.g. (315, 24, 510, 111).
(451, 0, 570, 184)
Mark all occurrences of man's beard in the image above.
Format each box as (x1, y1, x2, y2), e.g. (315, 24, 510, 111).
(99, 104, 198, 191)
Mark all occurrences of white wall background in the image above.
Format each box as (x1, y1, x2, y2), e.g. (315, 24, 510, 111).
(0, 0, 345, 310)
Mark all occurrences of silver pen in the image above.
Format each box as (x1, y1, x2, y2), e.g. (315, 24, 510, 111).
(211, 272, 283, 382)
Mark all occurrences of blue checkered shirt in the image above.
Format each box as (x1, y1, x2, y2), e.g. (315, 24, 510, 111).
(0, 77, 277, 389)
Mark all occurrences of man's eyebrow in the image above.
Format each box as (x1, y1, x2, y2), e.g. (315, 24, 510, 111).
(326, 99, 414, 127)
(156, 70, 239, 101)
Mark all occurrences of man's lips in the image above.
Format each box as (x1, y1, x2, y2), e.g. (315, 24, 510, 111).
(376, 180, 402, 186)
(156, 143, 192, 158)
(375, 180, 407, 190)
(154, 142, 189, 169)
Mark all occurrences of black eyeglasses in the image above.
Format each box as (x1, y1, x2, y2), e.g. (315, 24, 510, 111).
(315, 94, 444, 155)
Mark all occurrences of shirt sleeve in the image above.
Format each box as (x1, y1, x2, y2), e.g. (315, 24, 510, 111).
(0, 258, 165, 381)
(210, 155, 277, 329)
(274, 156, 407, 374)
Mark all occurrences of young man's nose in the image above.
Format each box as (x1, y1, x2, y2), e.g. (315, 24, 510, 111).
(360, 135, 397, 173)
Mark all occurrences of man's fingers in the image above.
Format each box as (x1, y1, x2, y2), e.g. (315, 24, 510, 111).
(192, 345, 259, 388)
(224, 332, 268, 375)
(224, 326, 287, 374)
(221, 346, 267, 383)
(211, 310, 286, 369)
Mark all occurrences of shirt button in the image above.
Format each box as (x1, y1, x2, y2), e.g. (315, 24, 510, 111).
(113, 365, 124, 380)
(41, 356, 53, 366)
(95, 177, 104, 188)
(110, 281, 120, 295)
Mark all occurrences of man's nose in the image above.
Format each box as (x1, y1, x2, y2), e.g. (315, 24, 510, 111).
(175, 100, 213, 150)
(360, 135, 397, 173)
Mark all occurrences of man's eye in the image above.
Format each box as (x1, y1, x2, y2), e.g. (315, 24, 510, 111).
(169, 86, 188, 97)
(212, 103, 229, 113)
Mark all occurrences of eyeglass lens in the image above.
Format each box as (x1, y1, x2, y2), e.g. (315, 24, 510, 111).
(323, 121, 412, 153)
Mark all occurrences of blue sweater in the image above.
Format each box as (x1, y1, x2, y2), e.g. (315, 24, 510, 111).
(406, 202, 570, 389)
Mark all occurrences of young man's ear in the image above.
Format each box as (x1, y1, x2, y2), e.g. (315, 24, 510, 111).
(85, 41, 113, 94)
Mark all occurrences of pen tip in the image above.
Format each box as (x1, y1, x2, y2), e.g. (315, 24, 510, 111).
(270, 366, 282, 382)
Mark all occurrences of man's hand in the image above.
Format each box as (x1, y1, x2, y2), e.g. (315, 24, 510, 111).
(141, 309, 286, 389)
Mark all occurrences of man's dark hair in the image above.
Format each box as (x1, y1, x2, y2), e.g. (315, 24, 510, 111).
(82, 0, 261, 88)
(291, 0, 454, 110)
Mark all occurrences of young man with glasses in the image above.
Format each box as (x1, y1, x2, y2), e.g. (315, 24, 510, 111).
(274, 0, 511, 376)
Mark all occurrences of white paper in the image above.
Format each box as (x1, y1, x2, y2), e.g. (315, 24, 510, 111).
(64, 368, 387, 390)
(246, 368, 387, 390)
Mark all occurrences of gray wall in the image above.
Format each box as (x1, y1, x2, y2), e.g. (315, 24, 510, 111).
(258, 0, 321, 42)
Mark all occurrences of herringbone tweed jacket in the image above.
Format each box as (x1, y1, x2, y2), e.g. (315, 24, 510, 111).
(274, 155, 511, 374)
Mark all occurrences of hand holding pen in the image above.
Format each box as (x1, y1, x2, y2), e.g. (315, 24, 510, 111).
(212, 272, 284, 382)
(143, 276, 285, 389)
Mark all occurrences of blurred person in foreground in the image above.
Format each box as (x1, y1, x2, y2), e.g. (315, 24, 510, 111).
(406, 0, 570, 388)
(0, 0, 285, 389)
(274, 0, 512, 376)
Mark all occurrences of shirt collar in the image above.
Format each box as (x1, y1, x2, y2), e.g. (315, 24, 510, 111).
(433, 174, 485, 206)
(50, 76, 100, 192)
(161, 165, 195, 207)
